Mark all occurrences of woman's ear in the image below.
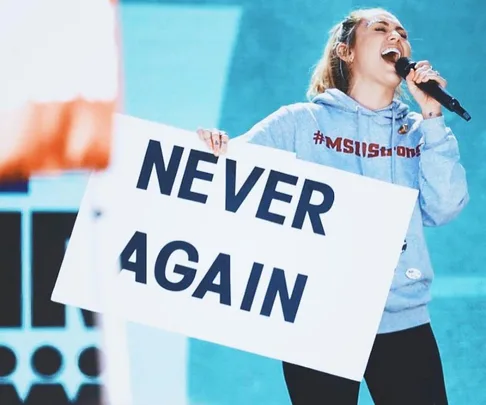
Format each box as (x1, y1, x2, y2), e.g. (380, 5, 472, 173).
(336, 43, 354, 63)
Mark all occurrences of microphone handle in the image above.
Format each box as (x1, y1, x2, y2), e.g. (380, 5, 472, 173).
(415, 80, 457, 112)
(406, 63, 471, 122)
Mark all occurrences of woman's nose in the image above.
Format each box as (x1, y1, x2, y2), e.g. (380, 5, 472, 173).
(389, 31, 401, 41)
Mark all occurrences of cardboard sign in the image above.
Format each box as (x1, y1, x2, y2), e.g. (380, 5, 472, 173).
(52, 114, 418, 381)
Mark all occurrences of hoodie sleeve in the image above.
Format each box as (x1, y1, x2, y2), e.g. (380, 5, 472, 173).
(417, 115, 469, 227)
(232, 105, 296, 152)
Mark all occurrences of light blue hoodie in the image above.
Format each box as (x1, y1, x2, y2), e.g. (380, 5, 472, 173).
(236, 88, 469, 334)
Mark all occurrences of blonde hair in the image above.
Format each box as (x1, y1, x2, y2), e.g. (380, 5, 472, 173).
(307, 8, 403, 100)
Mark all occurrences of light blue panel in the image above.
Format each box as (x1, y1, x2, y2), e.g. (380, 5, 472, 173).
(120, 3, 242, 131)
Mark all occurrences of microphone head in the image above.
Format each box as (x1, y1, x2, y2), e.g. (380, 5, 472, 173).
(395, 57, 416, 79)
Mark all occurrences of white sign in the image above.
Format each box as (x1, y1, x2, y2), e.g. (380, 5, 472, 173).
(52, 114, 418, 382)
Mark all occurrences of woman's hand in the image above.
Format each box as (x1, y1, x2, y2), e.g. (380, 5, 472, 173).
(405, 60, 447, 119)
(197, 128, 229, 156)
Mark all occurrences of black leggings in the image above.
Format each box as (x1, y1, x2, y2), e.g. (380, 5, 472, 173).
(282, 323, 448, 405)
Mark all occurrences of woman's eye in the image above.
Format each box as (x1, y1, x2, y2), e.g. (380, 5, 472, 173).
(375, 26, 408, 39)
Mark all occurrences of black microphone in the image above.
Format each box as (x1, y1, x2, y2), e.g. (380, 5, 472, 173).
(395, 57, 471, 122)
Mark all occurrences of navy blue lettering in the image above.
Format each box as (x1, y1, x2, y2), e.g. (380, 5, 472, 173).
(240, 262, 264, 312)
(0, 213, 21, 327)
(192, 253, 231, 305)
(32, 213, 95, 327)
(256, 170, 298, 225)
(260, 268, 308, 323)
(154, 241, 198, 291)
(178, 149, 218, 204)
(225, 159, 265, 213)
(136, 140, 184, 195)
(119, 231, 147, 284)
(292, 179, 334, 235)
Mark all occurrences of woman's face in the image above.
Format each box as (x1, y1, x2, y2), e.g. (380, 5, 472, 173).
(348, 12, 411, 90)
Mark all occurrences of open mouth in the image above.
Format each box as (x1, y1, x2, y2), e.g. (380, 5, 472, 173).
(381, 47, 401, 64)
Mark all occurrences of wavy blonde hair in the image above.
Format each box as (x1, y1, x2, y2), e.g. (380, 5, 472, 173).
(307, 8, 404, 100)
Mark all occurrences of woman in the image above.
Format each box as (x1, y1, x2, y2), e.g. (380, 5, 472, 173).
(198, 7, 468, 405)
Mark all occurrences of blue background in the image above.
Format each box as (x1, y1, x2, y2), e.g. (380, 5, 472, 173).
(1, 0, 485, 404)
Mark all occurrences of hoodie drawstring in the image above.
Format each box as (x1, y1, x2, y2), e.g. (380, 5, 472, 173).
(391, 109, 396, 184)
(356, 106, 365, 176)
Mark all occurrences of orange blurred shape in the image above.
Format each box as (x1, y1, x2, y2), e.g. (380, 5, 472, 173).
(0, 0, 121, 180)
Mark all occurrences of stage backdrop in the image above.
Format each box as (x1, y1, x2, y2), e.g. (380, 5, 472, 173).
(1, 0, 485, 404)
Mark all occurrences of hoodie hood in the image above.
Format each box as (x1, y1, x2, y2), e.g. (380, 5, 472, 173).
(312, 88, 410, 122)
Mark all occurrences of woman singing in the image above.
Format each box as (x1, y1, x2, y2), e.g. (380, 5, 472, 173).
(198, 7, 468, 405)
